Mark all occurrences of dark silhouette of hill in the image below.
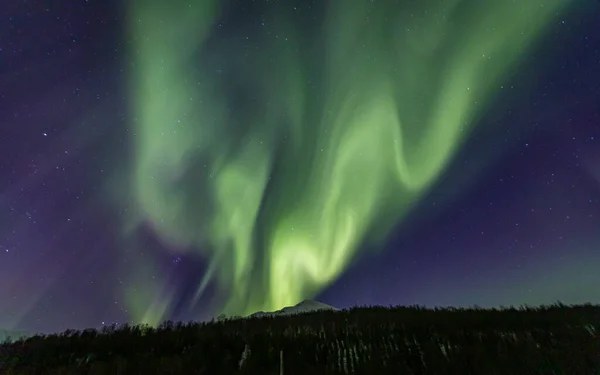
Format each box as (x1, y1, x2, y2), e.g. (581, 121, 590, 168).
(0, 302, 598, 374)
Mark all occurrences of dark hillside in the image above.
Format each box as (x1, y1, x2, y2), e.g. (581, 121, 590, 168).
(1, 303, 598, 374)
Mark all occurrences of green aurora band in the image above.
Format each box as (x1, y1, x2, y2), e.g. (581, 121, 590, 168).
(123, 0, 571, 325)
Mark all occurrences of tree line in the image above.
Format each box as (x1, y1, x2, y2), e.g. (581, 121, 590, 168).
(0, 302, 598, 374)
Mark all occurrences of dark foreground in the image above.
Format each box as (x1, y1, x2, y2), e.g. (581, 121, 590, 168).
(1, 303, 598, 374)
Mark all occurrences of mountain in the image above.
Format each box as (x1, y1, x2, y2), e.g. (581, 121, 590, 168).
(248, 299, 339, 318)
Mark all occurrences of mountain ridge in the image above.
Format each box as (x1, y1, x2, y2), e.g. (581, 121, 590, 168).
(248, 299, 338, 318)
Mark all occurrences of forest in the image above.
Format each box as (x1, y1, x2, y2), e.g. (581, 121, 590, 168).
(0, 303, 598, 374)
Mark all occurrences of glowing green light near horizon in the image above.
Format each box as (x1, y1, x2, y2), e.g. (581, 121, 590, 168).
(123, 0, 571, 325)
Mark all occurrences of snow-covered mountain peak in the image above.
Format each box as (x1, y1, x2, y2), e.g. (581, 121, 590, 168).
(249, 299, 338, 318)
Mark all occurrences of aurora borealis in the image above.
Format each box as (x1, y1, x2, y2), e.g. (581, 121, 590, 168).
(1, 0, 599, 333)
(124, 0, 574, 324)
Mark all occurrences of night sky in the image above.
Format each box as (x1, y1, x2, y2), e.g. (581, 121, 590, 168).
(1, 0, 599, 335)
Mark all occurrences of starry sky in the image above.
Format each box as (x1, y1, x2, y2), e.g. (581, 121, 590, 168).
(1, 0, 599, 334)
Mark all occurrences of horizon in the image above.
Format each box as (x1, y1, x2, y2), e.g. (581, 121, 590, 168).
(4, 300, 598, 338)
